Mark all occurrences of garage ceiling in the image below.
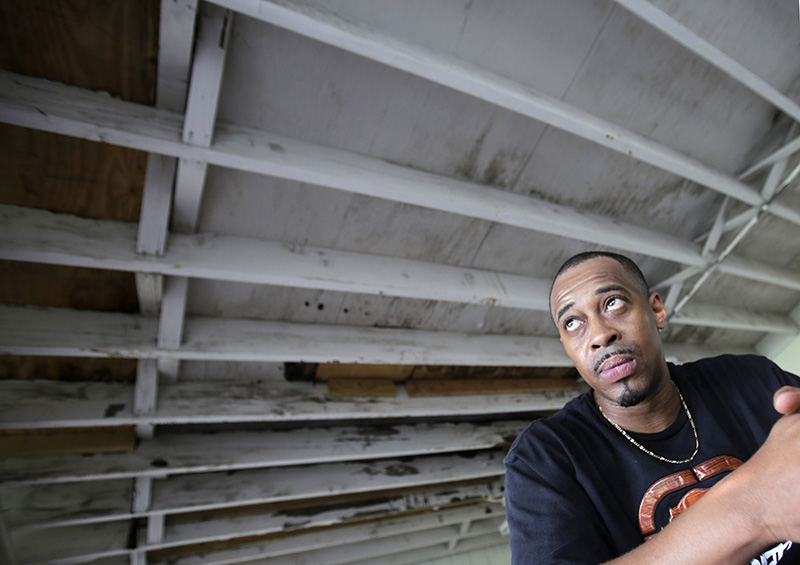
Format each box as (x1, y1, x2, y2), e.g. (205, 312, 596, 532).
(1, 0, 799, 563)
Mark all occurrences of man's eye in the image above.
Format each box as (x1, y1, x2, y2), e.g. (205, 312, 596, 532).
(564, 318, 579, 331)
(607, 297, 624, 311)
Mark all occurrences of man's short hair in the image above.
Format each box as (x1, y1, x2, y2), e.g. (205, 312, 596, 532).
(550, 251, 650, 306)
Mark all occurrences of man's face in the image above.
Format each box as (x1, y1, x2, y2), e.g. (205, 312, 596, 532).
(549, 257, 668, 408)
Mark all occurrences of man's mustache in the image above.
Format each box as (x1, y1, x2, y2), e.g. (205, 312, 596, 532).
(593, 347, 637, 373)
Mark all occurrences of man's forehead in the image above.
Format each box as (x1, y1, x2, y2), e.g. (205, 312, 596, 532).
(550, 258, 636, 313)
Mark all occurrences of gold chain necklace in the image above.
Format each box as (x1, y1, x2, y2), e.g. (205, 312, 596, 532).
(596, 382, 699, 465)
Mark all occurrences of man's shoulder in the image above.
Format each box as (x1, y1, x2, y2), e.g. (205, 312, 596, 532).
(672, 353, 797, 411)
(679, 352, 774, 371)
(672, 353, 781, 385)
(504, 391, 596, 468)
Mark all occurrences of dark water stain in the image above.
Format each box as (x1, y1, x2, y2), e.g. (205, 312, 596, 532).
(104, 403, 125, 417)
(385, 464, 419, 476)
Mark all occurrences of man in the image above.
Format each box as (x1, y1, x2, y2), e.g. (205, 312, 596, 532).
(504, 251, 800, 564)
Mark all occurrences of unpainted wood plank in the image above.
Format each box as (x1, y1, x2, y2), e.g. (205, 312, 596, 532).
(0, 426, 135, 456)
(327, 378, 397, 398)
(316, 364, 414, 381)
(0, 125, 147, 222)
(0, 0, 158, 104)
(406, 377, 581, 397)
(0, 260, 139, 312)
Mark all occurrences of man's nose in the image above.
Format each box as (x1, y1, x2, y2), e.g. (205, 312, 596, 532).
(590, 319, 620, 349)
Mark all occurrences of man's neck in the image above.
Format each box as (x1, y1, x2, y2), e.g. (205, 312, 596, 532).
(596, 372, 682, 434)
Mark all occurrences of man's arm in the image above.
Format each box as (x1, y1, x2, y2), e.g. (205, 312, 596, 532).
(606, 386, 800, 565)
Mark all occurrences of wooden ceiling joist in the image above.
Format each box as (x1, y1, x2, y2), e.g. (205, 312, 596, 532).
(150, 503, 503, 558)
(206, 0, 800, 226)
(10, 520, 131, 565)
(611, 0, 800, 123)
(7, 460, 500, 532)
(4, 205, 798, 332)
(3, 452, 503, 563)
(152, 453, 504, 516)
(2, 72, 800, 293)
(740, 135, 800, 178)
(0, 422, 521, 485)
(0, 303, 576, 366)
(0, 204, 551, 311)
(347, 535, 510, 565)
(157, 485, 502, 553)
(3, 479, 133, 531)
(0, 376, 574, 431)
(149, 509, 504, 565)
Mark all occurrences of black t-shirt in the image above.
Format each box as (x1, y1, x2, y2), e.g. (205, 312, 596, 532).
(504, 354, 800, 564)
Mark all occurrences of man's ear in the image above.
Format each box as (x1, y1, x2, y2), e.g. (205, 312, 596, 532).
(649, 291, 667, 329)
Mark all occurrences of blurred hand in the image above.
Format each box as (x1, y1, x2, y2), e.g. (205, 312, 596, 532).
(773, 386, 800, 415)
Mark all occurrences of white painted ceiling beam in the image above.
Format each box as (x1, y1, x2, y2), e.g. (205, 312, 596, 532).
(671, 303, 800, 334)
(158, 487, 502, 552)
(6, 452, 496, 543)
(159, 5, 234, 382)
(0, 304, 574, 366)
(205, 519, 504, 565)
(0, 205, 550, 311)
(152, 510, 504, 565)
(157, 6, 233, 395)
(154, 453, 504, 515)
(172, 2, 231, 230)
(205, 0, 800, 227)
(135, 0, 196, 278)
(612, 0, 800, 123)
(10, 521, 131, 565)
(0, 423, 521, 485)
(4, 206, 800, 331)
(739, 135, 800, 179)
(3, 73, 800, 289)
(9, 477, 502, 532)
(348, 536, 509, 565)
(0, 515, 16, 565)
(0, 375, 573, 431)
(156, 0, 198, 113)
(149, 503, 503, 557)
(0, 305, 749, 387)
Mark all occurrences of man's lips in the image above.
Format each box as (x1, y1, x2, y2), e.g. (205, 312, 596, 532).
(596, 355, 637, 383)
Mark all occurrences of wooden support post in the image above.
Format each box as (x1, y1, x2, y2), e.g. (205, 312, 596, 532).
(448, 519, 472, 550)
(701, 197, 728, 258)
(134, 359, 159, 438)
(157, 277, 189, 351)
(159, 5, 233, 387)
(132, 477, 152, 515)
(131, 476, 152, 565)
(146, 513, 165, 545)
(664, 281, 683, 316)
(130, 3, 198, 562)
(0, 512, 16, 565)
(132, 479, 168, 561)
